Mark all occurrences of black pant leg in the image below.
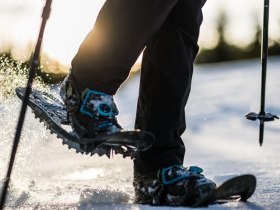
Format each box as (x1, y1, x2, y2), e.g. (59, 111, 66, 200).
(134, 0, 207, 175)
(71, 0, 179, 94)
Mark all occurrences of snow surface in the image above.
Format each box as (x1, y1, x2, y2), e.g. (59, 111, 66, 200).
(1, 58, 280, 209)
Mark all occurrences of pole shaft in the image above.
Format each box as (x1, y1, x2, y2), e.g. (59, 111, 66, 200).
(257, 0, 269, 145)
(260, 0, 269, 114)
(0, 1, 52, 209)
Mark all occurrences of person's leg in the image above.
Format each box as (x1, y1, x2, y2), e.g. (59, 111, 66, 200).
(134, 0, 207, 175)
(60, 0, 180, 155)
(70, 0, 179, 95)
(133, 1, 216, 206)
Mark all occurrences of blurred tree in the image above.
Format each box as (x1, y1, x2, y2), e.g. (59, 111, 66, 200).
(196, 10, 280, 64)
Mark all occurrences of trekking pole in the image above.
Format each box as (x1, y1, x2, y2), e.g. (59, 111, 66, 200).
(0, 1, 52, 209)
(246, 0, 278, 146)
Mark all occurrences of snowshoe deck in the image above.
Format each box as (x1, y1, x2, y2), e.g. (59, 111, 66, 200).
(192, 174, 256, 207)
(15, 87, 154, 158)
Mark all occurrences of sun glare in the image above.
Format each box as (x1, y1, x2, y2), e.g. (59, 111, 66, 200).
(0, 0, 105, 66)
(1, 0, 280, 70)
(44, 0, 105, 65)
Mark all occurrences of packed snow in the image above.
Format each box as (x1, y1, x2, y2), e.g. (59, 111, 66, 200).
(0, 57, 280, 209)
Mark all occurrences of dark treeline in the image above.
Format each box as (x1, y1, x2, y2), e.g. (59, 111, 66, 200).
(1, 11, 280, 84)
(196, 11, 280, 64)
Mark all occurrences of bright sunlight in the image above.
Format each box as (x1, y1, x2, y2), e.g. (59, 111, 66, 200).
(1, 0, 280, 69)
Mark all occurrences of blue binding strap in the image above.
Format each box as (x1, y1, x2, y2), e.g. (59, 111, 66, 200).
(161, 165, 203, 185)
(79, 89, 115, 118)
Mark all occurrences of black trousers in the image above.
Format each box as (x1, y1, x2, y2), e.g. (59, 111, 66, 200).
(71, 0, 207, 175)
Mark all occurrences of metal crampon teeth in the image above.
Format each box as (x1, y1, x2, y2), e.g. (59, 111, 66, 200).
(26, 93, 140, 159)
(33, 114, 136, 158)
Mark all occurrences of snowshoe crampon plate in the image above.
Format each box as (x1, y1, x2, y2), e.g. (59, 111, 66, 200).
(15, 87, 154, 158)
(192, 174, 256, 207)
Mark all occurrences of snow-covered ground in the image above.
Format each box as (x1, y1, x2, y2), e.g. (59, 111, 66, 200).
(0, 58, 280, 209)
